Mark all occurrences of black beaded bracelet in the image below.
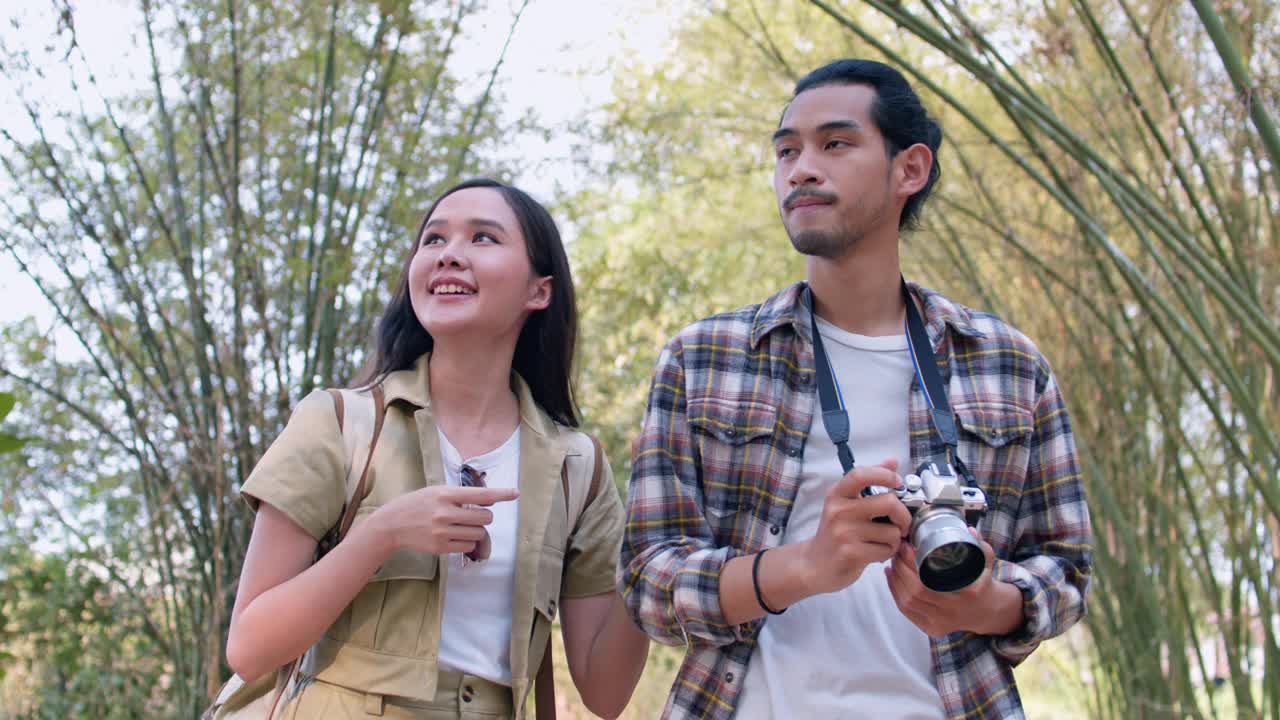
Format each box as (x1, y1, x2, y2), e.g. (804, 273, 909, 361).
(752, 549, 786, 615)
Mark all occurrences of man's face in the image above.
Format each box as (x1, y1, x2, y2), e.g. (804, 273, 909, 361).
(772, 83, 896, 258)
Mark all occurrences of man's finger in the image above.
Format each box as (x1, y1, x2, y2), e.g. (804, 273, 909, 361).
(830, 466, 903, 499)
(891, 546, 938, 602)
(852, 492, 912, 532)
(969, 527, 996, 570)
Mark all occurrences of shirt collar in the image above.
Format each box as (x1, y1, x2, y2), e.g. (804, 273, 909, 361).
(749, 279, 985, 348)
(379, 352, 558, 439)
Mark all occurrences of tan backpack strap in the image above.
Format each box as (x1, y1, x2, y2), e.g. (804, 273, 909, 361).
(535, 639, 556, 720)
(325, 388, 345, 433)
(560, 460, 572, 517)
(584, 434, 605, 510)
(337, 384, 386, 541)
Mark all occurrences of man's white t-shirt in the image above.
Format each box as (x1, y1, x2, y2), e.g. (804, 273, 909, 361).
(735, 316, 946, 719)
(437, 426, 521, 686)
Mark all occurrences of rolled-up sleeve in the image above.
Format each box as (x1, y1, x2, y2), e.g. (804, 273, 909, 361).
(618, 338, 755, 648)
(239, 389, 347, 541)
(990, 367, 1093, 665)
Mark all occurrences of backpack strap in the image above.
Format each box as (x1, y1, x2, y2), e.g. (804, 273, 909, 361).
(325, 388, 346, 433)
(260, 387, 381, 720)
(584, 434, 604, 511)
(337, 384, 385, 541)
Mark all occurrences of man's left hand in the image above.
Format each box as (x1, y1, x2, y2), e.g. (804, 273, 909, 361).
(884, 528, 1022, 637)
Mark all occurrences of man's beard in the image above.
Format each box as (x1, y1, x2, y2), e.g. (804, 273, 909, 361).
(785, 189, 891, 259)
(788, 226, 855, 258)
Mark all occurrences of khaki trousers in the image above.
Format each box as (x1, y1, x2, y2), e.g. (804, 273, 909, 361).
(280, 671, 515, 719)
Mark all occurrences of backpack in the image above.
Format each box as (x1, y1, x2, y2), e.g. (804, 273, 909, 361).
(202, 387, 387, 720)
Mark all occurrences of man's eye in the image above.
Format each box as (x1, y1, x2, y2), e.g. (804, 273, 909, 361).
(826, 139, 849, 150)
(776, 147, 796, 159)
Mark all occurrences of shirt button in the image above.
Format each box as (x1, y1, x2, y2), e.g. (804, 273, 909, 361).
(726, 428, 738, 437)
(725, 672, 735, 683)
(769, 524, 780, 535)
(786, 447, 799, 457)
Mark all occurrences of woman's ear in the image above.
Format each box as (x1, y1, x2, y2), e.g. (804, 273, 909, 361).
(525, 276, 552, 311)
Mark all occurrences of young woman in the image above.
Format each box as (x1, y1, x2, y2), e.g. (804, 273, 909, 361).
(225, 179, 649, 719)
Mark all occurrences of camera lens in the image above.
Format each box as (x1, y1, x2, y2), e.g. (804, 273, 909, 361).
(911, 510, 985, 592)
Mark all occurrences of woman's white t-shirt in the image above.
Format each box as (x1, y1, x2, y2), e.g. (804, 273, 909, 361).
(436, 426, 521, 686)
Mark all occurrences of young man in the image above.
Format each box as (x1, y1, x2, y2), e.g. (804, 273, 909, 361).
(619, 59, 1093, 719)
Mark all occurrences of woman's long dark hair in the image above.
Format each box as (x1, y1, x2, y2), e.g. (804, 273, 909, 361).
(355, 178, 579, 427)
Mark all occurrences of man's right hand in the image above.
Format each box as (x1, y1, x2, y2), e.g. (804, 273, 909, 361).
(800, 459, 912, 595)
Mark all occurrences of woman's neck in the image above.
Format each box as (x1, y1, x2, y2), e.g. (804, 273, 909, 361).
(428, 338, 521, 460)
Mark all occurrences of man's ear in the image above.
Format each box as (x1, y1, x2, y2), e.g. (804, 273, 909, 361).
(894, 143, 933, 199)
(526, 275, 552, 311)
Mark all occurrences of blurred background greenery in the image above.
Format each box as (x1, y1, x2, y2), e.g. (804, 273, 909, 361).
(0, 0, 1276, 718)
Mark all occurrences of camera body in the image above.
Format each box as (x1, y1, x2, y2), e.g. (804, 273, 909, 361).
(894, 462, 987, 527)
(866, 461, 989, 592)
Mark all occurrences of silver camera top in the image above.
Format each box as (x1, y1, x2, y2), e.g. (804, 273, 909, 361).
(900, 462, 985, 511)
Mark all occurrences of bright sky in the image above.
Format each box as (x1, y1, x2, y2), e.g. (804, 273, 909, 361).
(0, 0, 678, 325)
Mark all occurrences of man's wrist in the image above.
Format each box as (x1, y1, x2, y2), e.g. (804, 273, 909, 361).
(784, 540, 826, 598)
(970, 578, 1025, 636)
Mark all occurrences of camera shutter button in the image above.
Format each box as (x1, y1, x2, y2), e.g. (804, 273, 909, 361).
(905, 474, 922, 492)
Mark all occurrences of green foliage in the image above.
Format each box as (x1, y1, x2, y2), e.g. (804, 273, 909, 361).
(0, 393, 26, 455)
(0, 0, 533, 715)
(0, 545, 164, 718)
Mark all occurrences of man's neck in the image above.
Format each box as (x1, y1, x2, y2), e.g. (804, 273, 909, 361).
(806, 238, 905, 337)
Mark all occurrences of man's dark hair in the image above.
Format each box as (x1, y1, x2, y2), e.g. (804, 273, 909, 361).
(357, 178, 580, 426)
(794, 59, 942, 231)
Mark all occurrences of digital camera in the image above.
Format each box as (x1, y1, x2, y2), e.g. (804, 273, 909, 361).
(866, 461, 988, 592)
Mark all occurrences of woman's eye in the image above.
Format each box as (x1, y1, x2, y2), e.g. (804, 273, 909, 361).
(474, 232, 499, 244)
(421, 234, 445, 246)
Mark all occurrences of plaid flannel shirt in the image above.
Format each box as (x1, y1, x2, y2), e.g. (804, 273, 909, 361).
(619, 281, 1093, 719)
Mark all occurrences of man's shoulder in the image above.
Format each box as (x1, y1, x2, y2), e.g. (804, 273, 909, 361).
(667, 283, 803, 351)
(925, 287, 1055, 385)
(919, 285, 1046, 358)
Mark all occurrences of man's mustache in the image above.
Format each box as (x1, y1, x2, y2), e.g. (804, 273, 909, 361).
(784, 188, 838, 210)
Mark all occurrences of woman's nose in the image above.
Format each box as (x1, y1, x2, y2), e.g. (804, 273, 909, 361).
(435, 242, 466, 268)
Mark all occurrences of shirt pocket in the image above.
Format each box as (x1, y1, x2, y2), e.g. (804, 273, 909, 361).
(687, 397, 778, 534)
(952, 401, 1034, 521)
(332, 505, 440, 654)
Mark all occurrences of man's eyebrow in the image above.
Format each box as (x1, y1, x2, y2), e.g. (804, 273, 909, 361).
(818, 120, 861, 133)
(772, 119, 863, 143)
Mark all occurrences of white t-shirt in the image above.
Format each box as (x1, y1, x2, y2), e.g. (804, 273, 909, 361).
(437, 426, 521, 686)
(735, 316, 946, 719)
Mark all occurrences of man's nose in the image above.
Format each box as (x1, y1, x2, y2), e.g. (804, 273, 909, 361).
(786, 151, 821, 187)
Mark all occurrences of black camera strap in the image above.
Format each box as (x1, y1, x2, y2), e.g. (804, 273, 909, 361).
(805, 278, 961, 475)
